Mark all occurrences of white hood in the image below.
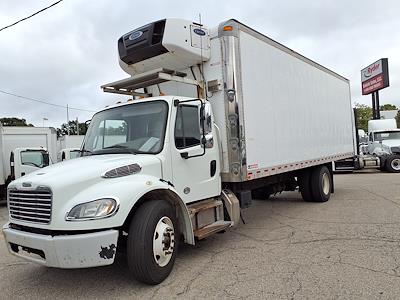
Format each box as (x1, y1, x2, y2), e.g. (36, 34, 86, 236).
(11, 154, 162, 189)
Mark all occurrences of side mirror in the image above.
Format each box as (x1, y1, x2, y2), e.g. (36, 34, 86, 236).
(200, 102, 213, 149)
(43, 152, 50, 166)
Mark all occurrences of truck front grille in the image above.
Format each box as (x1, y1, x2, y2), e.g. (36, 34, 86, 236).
(8, 188, 52, 224)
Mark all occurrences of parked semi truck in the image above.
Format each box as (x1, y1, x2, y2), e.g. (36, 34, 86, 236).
(2, 19, 355, 284)
(0, 125, 53, 201)
(334, 118, 400, 172)
(362, 119, 400, 171)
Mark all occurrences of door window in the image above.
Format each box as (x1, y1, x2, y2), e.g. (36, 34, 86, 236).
(20, 151, 48, 168)
(175, 105, 201, 149)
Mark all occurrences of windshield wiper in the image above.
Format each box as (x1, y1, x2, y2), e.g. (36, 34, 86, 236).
(78, 149, 93, 155)
(103, 144, 128, 149)
(92, 145, 138, 155)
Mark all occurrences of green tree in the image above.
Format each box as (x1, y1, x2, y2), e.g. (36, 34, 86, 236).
(57, 120, 88, 137)
(354, 103, 372, 132)
(0, 117, 34, 127)
(396, 111, 400, 128)
(380, 104, 397, 111)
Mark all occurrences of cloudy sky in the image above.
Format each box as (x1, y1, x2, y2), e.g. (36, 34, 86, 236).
(0, 0, 399, 128)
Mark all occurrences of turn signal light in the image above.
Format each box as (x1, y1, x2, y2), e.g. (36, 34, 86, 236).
(223, 25, 233, 31)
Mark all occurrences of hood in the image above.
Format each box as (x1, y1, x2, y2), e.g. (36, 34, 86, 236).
(381, 139, 400, 148)
(10, 154, 162, 189)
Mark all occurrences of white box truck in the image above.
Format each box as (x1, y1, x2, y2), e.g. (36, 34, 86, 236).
(57, 135, 85, 162)
(0, 125, 53, 201)
(2, 19, 355, 284)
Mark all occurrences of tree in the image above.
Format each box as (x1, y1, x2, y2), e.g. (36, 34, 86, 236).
(354, 103, 372, 132)
(0, 117, 34, 127)
(396, 111, 400, 128)
(380, 104, 397, 111)
(57, 120, 88, 137)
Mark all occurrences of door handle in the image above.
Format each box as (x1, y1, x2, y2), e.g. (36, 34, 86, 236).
(210, 160, 216, 177)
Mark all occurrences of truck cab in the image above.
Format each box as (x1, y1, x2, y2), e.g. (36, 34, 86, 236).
(58, 148, 81, 162)
(367, 119, 400, 172)
(10, 147, 50, 180)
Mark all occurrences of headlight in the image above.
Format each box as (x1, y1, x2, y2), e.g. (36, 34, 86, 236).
(66, 198, 118, 221)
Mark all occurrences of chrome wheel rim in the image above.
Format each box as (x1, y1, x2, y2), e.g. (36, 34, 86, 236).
(322, 172, 330, 195)
(153, 216, 175, 267)
(391, 159, 400, 171)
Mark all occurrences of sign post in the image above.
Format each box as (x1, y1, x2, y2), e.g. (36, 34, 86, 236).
(361, 58, 389, 120)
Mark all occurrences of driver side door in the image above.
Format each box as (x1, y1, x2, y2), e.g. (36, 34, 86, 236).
(169, 101, 221, 204)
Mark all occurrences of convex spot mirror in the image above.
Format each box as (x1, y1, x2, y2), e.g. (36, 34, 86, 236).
(201, 102, 213, 149)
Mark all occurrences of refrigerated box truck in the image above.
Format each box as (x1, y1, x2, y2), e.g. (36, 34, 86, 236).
(3, 19, 355, 284)
(0, 125, 53, 201)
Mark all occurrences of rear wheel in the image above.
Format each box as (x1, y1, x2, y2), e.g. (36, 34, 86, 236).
(385, 155, 400, 173)
(298, 170, 314, 202)
(310, 166, 331, 202)
(127, 200, 178, 285)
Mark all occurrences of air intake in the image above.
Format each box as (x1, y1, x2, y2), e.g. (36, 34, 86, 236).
(102, 164, 142, 179)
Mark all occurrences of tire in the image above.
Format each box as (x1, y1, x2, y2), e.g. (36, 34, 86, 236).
(310, 166, 331, 202)
(127, 200, 179, 285)
(385, 155, 400, 173)
(298, 170, 315, 202)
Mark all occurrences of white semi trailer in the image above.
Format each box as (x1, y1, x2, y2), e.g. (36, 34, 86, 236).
(3, 19, 355, 284)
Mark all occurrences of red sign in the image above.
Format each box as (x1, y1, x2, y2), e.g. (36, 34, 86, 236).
(362, 73, 385, 95)
(361, 58, 389, 95)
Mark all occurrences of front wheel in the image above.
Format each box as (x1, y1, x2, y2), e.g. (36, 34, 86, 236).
(127, 200, 179, 285)
(385, 155, 400, 173)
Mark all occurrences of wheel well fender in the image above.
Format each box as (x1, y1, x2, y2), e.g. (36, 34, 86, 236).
(123, 188, 195, 245)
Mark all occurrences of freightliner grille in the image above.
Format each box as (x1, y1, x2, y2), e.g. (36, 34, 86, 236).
(8, 188, 52, 224)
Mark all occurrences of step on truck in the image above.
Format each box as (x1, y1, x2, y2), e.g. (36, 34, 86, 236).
(2, 19, 355, 284)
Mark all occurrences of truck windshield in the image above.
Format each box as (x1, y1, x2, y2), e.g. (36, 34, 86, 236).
(82, 101, 168, 155)
(374, 131, 400, 142)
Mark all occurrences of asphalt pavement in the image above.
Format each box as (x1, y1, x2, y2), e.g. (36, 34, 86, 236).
(1, 170, 400, 299)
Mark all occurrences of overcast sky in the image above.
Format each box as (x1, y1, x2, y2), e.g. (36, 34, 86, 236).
(0, 0, 399, 128)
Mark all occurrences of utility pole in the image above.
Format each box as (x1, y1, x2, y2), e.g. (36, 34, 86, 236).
(42, 117, 48, 127)
(66, 104, 70, 136)
(76, 117, 79, 135)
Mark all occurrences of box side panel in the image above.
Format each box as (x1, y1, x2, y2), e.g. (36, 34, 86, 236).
(238, 31, 354, 177)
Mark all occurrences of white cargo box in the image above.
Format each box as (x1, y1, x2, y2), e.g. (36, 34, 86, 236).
(105, 19, 356, 183)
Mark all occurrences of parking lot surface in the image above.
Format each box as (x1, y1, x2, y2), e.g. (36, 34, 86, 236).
(1, 170, 400, 299)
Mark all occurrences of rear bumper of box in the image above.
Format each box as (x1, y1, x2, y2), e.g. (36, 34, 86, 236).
(2, 223, 119, 268)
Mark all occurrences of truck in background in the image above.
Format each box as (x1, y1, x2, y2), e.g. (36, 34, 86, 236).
(2, 18, 355, 284)
(334, 118, 400, 173)
(57, 135, 84, 162)
(364, 119, 400, 172)
(0, 125, 53, 201)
